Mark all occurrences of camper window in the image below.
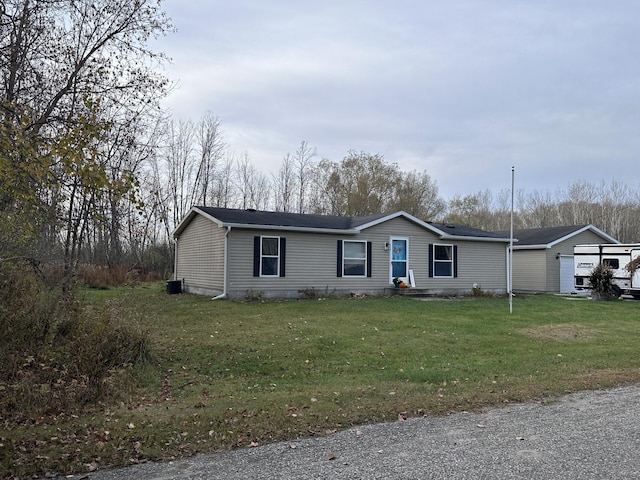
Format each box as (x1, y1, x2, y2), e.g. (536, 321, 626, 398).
(603, 258, 619, 269)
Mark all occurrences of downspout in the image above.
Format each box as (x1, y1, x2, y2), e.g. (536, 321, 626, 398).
(212, 226, 231, 300)
(173, 237, 179, 281)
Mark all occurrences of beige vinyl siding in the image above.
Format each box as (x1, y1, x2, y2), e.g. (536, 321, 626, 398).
(226, 216, 508, 298)
(372, 217, 433, 287)
(227, 228, 372, 297)
(444, 240, 507, 291)
(512, 250, 546, 292)
(545, 230, 614, 292)
(513, 230, 615, 293)
(175, 214, 225, 295)
(545, 249, 560, 292)
(374, 219, 506, 292)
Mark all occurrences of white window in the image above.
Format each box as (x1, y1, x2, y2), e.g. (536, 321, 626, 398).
(260, 236, 280, 277)
(343, 240, 367, 277)
(433, 244, 454, 277)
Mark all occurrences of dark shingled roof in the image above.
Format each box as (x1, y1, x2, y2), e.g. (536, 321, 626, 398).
(195, 206, 389, 230)
(494, 225, 591, 246)
(430, 222, 510, 239)
(190, 206, 510, 240)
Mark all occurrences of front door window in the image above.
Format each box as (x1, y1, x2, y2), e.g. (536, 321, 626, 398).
(390, 238, 408, 282)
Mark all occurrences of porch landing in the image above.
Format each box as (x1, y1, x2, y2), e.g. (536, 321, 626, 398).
(384, 287, 437, 298)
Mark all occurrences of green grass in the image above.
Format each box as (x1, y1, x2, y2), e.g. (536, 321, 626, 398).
(3, 286, 640, 477)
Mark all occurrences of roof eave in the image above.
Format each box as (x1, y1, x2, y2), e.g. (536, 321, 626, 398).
(512, 244, 548, 250)
(173, 206, 225, 238)
(357, 211, 447, 236)
(546, 225, 619, 247)
(440, 234, 514, 243)
(221, 223, 359, 235)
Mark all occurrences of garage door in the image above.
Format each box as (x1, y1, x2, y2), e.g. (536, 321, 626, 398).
(559, 255, 574, 293)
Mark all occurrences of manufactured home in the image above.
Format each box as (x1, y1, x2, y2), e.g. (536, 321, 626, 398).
(172, 207, 512, 299)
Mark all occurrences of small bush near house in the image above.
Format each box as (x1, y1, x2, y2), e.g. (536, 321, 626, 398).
(299, 287, 321, 299)
(244, 289, 265, 301)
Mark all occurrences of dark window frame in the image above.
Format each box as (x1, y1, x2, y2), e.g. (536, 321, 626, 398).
(337, 240, 372, 278)
(428, 243, 458, 278)
(253, 236, 286, 278)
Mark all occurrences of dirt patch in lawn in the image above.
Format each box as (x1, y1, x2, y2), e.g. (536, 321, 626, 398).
(519, 323, 601, 342)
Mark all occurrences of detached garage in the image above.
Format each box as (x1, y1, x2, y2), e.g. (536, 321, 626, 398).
(497, 225, 618, 294)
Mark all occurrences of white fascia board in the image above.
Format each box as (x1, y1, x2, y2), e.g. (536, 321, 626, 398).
(360, 211, 512, 243)
(195, 208, 226, 227)
(221, 223, 359, 235)
(356, 210, 447, 236)
(547, 225, 619, 247)
(513, 225, 620, 249)
(173, 206, 224, 238)
(440, 234, 514, 243)
(512, 244, 547, 250)
(590, 225, 620, 244)
(172, 208, 197, 238)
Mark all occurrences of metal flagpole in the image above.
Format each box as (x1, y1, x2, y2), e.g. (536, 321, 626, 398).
(509, 166, 514, 314)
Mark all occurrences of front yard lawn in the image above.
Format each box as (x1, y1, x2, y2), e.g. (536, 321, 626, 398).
(3, 287, 640, 477)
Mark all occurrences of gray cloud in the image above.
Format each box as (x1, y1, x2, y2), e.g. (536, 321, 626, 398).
(154, 0, 640, 200)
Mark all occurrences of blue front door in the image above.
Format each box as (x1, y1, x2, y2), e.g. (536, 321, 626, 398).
(390, 238, 408, 283)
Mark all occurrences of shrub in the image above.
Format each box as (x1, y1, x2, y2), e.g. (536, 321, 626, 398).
(471, 285, 484, 297)
(0, 262, 153, 421)
(78, 263, 163, 289)
(299, 287, 320, 299)
(588, 263, 616, 299)
(245, 290, 264, 302)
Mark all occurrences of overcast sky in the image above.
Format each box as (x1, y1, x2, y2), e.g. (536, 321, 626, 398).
(153, 1, 640, 201)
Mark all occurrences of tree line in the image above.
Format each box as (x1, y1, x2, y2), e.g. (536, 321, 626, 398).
(2, 0, 640, 292)
(150, 114, 640, 244)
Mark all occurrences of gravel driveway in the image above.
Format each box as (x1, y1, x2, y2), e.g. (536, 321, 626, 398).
(86, 386, 640, 480)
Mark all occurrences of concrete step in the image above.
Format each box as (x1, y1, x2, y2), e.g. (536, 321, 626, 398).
(384, 287, 435, 297)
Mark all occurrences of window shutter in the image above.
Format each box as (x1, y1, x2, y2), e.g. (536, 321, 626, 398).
(453, 245, 458, 278)
(366, 241, 372, 278)
(253, 236, 260, 277)
(336, 240, 343, 277)
(428, 243, 433, 278)
(279, 237, 286, 277)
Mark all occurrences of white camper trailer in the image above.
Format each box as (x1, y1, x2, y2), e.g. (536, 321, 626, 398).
(574, 244, 640, 298)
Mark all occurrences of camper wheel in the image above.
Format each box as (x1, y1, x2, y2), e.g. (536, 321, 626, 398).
(612, 285, 622, 298)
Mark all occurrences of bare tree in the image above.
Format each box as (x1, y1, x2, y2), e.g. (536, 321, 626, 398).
(210, 151, 235, 208)
(235, 152, 271, 210)
(250, 170, 271, 211)
(294, 140, 317, 213)
(194, 112, 225, 206)
(273, 153, 296, 212)
(307, 158, 342, 215)
(491, 188, 515, 231)
(165, 119, 196, 230)
(518, 189, 559, 228)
